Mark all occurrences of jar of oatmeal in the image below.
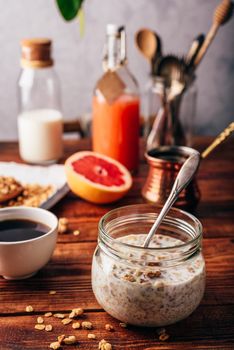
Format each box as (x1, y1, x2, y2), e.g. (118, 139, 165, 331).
(92, 204, 205, 327)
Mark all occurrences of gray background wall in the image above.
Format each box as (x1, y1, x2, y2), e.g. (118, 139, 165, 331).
(0, 0, 233, 140)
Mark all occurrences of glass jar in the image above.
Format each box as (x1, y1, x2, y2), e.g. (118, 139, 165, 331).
(92, 204, 205, 327)
(17, 38, 63, 164)
(141, 76, 162, 138)
(142, 75, 197, 149)
(178, 80, 197, 147)
(92, 25, 140, 171)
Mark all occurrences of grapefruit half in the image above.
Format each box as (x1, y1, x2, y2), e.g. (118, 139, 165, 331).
(65, 151, 132, 204)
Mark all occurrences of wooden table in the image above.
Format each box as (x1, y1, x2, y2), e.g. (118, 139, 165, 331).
(0, 137, 234, 350)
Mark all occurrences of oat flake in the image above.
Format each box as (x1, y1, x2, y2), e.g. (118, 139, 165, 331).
(34, 324, 45, 330)
(37, 316, 44, 324)
(72, 322, 81, 329)
(63, 335, 77, 345)
(49, 341, 61, 349)
(25, 305, 34, 312)
(61, 318, 72, 325)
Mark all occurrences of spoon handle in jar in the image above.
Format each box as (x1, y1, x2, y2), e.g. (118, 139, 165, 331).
(143, 152, 200, 248)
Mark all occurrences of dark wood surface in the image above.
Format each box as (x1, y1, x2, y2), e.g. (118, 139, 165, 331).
(0, 137, 234, 350)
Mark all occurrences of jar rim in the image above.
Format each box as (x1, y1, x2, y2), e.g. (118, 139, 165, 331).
(99, 204, 202, 252)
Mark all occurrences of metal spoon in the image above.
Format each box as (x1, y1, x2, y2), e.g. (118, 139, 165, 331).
(143, 152, 200, 247)
(146, 55, 187, 149)
(186, 34, 205, 71)
(157, 54, 186, 88)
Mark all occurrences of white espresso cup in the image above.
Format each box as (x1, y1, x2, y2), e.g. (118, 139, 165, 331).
(0, 206, 58, 280)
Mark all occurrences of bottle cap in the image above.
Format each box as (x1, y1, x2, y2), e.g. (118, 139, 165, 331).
(20, 38, 53, 68)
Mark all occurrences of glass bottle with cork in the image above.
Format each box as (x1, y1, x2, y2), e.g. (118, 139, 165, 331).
(17, 38, 63, 164)
(92, 25, 140, 171)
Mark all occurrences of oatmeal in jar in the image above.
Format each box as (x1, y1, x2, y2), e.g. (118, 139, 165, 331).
(92, 205, 206, 327)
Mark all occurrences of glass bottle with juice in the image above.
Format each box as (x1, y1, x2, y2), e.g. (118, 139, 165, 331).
(92, 25, 140, 171)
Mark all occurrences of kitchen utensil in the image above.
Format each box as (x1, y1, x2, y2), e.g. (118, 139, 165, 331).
(142, 146, 200, 210)
(186, 34, 205, 70)
(201, 121, 234, 158)
(157, 54, 186, 107)
(146, 92, 173, 150)
(146, 55, 187, 149)
(143, 151, 200, 247)
(194, 0, 233, 67)
(135, 28, 162, 74)
(157, 54, 185, 88)
(143, 122, 233, 210)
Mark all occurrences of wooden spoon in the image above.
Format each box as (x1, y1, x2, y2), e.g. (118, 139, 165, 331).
(194, 0, 233, 67)
(135, 28, 161, 74)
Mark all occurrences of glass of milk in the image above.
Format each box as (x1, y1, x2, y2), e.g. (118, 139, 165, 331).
(17, 38, 63, 164)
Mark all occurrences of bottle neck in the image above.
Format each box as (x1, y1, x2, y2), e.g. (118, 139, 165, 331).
(103, 27, 127, 71)
(106, 34, 119, 70)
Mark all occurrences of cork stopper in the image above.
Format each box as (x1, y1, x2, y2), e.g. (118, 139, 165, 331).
(20, 38, 53, 68)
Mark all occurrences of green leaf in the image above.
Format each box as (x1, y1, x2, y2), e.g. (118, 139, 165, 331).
(56, 0, 84, 21)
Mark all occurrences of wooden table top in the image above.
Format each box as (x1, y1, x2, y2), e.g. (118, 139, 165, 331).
(0, 137, 234, 350)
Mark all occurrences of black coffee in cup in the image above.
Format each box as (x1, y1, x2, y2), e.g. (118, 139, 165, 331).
(0, 219, 50, 242)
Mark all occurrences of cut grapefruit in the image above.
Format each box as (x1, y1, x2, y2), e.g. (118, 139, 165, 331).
(65, 151, 132, 204)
